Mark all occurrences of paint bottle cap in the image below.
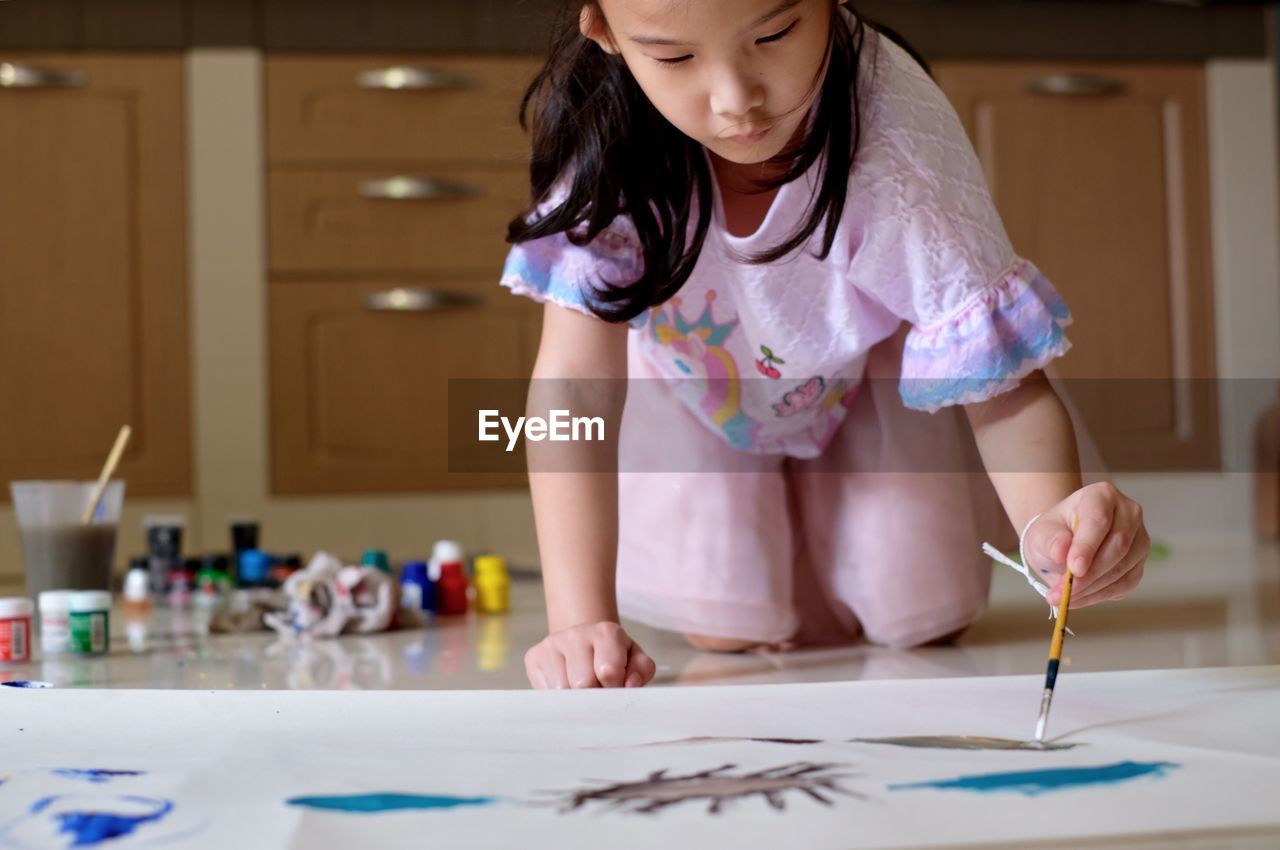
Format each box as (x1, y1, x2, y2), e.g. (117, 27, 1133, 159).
(0, 597, 34, 618)
(123, 568, 151, 602)
(68, 591, 111, 612)
(431, 540, 464, 563)
(439, 561, 465, 580)
(37, 590, 74, 613)
(230, 519, 259, 552)
(473, 555, 507, 576)
(401, 561, 428, 584)
(361, 549, 391, 573)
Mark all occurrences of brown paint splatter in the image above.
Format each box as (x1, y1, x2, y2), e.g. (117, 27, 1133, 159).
(553, 762, 859, 815)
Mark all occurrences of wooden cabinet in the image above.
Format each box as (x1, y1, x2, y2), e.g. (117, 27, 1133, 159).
(0, 54, 191, 496)
(269, 281, 538, 494)
(268, 167, 529, 276)
(265, 55, 537, 164)
(265, 54, 543, 494)
(936, 62, 1219, 471)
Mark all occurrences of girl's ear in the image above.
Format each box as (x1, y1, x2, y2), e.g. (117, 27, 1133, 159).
(579, 4, 621, 54)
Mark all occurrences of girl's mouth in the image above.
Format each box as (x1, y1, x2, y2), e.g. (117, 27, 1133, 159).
(724, 125, 772, 145)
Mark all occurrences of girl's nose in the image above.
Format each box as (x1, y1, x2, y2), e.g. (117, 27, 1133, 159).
(709, 65, 765, 121)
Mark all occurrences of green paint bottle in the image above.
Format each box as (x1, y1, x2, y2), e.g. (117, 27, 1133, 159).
(68, 590, 111, 655)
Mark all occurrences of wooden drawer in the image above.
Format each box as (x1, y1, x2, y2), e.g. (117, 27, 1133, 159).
(268, 166, 528, 276)
(269, 280, 540, 494)
(265, 55, 541, 164)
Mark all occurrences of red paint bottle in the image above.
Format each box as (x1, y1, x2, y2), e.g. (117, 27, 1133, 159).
(436, 561, 469, 616)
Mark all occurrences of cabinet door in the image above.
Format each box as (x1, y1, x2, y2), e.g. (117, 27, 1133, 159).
(0, 55, 191, 495)
(936, 63, 1219, 471)
(270, 281, 540, 494)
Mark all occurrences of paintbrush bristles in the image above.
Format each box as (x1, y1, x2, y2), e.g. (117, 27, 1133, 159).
(80, 425, 132, 525)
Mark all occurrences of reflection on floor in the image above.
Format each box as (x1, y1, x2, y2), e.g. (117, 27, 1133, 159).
(1, 537, 1277, 691)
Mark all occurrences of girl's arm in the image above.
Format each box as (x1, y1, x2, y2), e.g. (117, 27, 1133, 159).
(527, 302, 629, 631)
(964, 372, 1150, 609)
(523, 302, 657, 688)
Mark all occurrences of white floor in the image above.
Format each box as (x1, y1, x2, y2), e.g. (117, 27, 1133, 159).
(4, 535, 1277, 693)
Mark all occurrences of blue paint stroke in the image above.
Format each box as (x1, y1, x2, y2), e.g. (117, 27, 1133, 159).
(52, 769, 146, 784)
(889, 761, 1178, 797)
(286, 793, 496, 814)
(1, 680, 53, 689)
(28, 795, 172, 846)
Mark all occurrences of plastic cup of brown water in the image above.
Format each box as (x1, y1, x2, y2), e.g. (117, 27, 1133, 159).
(9, 480, 125, 598)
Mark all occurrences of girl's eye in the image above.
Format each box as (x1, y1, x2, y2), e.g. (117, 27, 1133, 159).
(654, 55, 693, 66)
(756, 19, 797, 45)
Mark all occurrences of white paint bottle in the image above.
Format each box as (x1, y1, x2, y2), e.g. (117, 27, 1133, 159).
(37, 590, 74, 656)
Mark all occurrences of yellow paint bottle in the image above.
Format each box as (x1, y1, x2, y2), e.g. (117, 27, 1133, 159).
(473, 555, 510, 615)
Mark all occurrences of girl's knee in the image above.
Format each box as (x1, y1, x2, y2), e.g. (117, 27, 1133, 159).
(683, 633, 764, 653)
(863, 614, 979, 649)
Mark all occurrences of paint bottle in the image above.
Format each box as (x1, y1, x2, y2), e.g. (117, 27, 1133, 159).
(195, 555, 232, 609)
(122, 566, 151, 618)
(237, 549, 271, 588)
(229, 517, 259, 580)
(68, 590, 111, 656)
(0, 597, 34, 663)
(400, 561, 435, 614)
(429, 539, 463, 583)
(472, 555, 510, 615)
(361, 549, 391, 573)
(142, 515, 186, 596)
(436, 561, 469, 616)
(37, 590, 73, 656)
(269, 553, 303, 588)
(167, 557, 198, 609)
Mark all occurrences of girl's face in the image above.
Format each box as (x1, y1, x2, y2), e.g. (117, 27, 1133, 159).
(587, 0, 838, 165)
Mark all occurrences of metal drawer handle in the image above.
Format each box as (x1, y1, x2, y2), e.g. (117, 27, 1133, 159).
(360, 176, 481, 201)
(365, 288, 483, 312)
(1025, 73, 1127, 97)
(356, 66, 476, 91)
(0, 62, 88, 89)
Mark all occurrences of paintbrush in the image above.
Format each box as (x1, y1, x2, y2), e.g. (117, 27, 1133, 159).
(81, 425, 131, 525)
(1034, 517, 1077, 744)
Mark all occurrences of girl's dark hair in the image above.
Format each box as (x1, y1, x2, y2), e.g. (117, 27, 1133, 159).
(506, 2, 928, 324)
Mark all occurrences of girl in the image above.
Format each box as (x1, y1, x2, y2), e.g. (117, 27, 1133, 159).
(501, 0, 1150, 689)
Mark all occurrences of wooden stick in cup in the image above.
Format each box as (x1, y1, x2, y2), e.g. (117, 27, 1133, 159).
(81, 425, 132, 525)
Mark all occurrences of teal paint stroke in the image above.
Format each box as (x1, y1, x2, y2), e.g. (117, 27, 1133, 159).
(889, 761, 1178, 797)
(286, 793, 497, 814)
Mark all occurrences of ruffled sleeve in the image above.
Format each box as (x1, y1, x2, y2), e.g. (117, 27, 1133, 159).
(499, 184, 645, 324)
(898, 258, 1072, 412)
(846, 34, 1073, 412)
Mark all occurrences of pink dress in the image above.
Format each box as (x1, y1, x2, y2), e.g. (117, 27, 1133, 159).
(500, 30, 1074, 646)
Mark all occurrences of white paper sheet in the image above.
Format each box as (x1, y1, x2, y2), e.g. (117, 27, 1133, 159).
(2, 666, 1278, 849)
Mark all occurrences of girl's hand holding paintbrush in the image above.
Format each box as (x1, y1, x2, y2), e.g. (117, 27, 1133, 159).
(1023, 482, 1151, 609)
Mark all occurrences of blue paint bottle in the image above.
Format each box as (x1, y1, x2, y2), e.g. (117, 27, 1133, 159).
(400, 561, 435, 614)
(237, 549, 271, 588)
